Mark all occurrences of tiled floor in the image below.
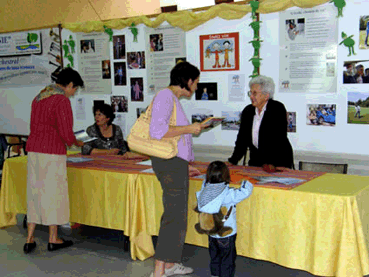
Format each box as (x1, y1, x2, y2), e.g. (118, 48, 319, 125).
(0, 215, 330, 277)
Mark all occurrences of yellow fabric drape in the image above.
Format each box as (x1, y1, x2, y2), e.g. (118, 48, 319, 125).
(2, 157, 369, 277)
(64, 0, 331, 33)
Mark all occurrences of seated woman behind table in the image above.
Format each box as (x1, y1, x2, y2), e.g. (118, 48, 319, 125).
(228, 75, 294, 170)
(81, 104, 145, 159)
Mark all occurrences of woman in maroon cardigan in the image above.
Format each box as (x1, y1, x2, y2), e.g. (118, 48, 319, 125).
(23, 68, 84, 254)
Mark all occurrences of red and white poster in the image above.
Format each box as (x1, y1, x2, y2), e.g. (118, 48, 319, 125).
(200, 32, 239, 72)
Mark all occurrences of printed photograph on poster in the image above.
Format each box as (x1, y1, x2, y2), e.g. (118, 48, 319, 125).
(359, 16, 369, 49)
(127, 51, 145, 69)
(347, 92, 369, 124)
(111, 96, 128, 113)
(287, 112, 296, 132)
(114, 113, 126, 136)
(149, 34, 164, 52)
(343, 60, 369, 84)
(113, 35, 126, 60)
(136, 107, 147, 118)
(113, 62, 126, 86)
(228, 74, 246, 102)
(191, 113, 213, 124)
(221, 111, 241, 131)
(130, 77, 144, 102)
(195, 83, 218, 100)
(200, 32, 239, 72)
(80, 40, 95, 53)
(306, 104, 336, 126)
(285, 19, 305, 41)
(175, 57, 186, 64)
(102, 60, 111, 79)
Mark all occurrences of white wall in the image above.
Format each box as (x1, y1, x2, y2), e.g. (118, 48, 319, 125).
(2, 0, 369, 159)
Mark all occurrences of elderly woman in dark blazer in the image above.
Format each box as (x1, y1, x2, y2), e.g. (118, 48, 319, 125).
(228, 75, 294, 170)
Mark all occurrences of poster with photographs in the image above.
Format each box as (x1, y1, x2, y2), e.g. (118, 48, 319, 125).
(343, 60, 369, 84)
(200, 32, 239, 72)
(146, 26, 186, 93)
(111, 96, 128, 113)
(347, 92, 369, 124)
(77, 32, 111, 94)
(113, 62, 126, 86)
(113, 35, 126, 60)
(195, 83, 218, 101)
(279, 5, 338, 93)
(127, 51, 145, 69)
(287, 112, 296, 132)
(306, 104, 336, 126)
(221, 111, 241, 131)
(130, 77, 144, 102)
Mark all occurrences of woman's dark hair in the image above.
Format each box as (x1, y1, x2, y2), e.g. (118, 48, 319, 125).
(93, 103, 115, 126)
(56, 67, 84, 88)
(169, 61, 200, 91)
(206, 161, 230, 184)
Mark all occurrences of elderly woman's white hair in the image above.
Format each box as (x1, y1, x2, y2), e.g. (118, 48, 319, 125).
(249, 75, 275, 99)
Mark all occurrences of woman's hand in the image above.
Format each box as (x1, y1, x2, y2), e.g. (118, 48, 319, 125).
(108, 149, 120, 155)
(189, 165, 201, 177)
(75, 140, 84, 147)
(189, 122, 205, 135)
(122, 151, 148, 160)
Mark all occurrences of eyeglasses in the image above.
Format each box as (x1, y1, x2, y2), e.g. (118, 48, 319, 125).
(247, 91, 260, 97)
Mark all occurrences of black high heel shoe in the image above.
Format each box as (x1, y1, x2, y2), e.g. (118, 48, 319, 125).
(47, 239, 73, 251)
(23, 242, 36, 254)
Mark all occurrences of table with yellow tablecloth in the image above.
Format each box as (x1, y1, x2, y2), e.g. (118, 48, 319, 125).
(1, 155, 369, 277)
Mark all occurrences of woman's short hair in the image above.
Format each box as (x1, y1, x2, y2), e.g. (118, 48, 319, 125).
(56, 67, 84, 88)
(249, 75, 275, 99)
(169, 61, 200, 91)
(93, 103, 115, 126)
(206, 161, 230, 184)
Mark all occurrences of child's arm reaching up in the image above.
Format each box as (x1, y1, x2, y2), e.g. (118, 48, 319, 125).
(222, 180, 253, 206)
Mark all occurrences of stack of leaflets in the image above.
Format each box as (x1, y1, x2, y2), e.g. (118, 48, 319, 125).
(74, 130, 97, 143)
(253, 176, 305, 185)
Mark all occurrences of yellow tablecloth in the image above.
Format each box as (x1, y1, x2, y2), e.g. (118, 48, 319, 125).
(1, 156, 369, 277)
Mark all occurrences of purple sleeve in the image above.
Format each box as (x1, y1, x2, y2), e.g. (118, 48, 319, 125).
(149, 89, 174, 140)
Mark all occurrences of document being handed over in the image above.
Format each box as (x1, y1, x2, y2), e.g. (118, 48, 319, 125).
(74, 130, 97, 143)
(202, 117, 225, 129)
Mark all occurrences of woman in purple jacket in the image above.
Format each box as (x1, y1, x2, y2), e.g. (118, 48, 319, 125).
(149, 62, 207, 277)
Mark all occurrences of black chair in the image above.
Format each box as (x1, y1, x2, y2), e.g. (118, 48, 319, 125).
(299, 161, 348, 174)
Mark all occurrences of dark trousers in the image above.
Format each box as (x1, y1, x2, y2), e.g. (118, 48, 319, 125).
(209, 234, 237, 277)
(151, 156, 189, 263)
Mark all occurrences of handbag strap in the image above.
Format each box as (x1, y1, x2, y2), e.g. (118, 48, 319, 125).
(144, 89, 177, 126)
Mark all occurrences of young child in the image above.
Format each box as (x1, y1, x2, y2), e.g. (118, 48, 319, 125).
(196, 161, 253, 277)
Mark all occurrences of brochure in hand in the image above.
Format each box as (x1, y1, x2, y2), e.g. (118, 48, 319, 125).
(74, 130, 97, 143)
(201, 117, 225, 129)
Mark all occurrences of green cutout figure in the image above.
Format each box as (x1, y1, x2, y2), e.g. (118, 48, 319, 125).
(249, 56, 262, 77)
(104, 26, 113, 42)
(68, 35, 75, 53)
(250, 0, 259, 19)
(65, 53, 74, 68)
(249, 19, 262, 39)
(62, 40, 70, 57)
(339, 32, 356, 56)
(129, 23, 139, 42)
(249, 38, 263, 57)
(330, 0, 346, 17)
